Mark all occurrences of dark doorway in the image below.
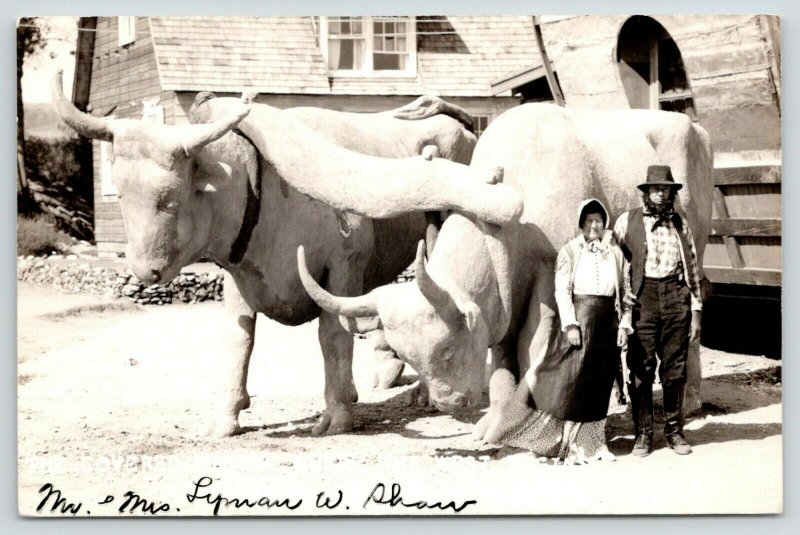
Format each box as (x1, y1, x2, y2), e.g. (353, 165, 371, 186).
(616, 16, 697, 120)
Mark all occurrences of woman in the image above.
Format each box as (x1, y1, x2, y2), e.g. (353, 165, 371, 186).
(484, 199, 632, 463)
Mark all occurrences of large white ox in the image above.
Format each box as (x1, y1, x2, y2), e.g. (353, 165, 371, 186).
(300, 103, 713, 419)
(52, 71, 522, 437)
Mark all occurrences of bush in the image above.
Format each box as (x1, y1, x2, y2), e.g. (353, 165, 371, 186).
(17, 215, 71, 257)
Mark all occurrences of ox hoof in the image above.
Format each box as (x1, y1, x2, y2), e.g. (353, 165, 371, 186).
(403, 382, 430, 407)
(475, 370, 532, 444)
(311, 409, 354, 436)
(207, 417, 243, 438)
(238, 393, 251, 411)
(373, 358, 405, 390)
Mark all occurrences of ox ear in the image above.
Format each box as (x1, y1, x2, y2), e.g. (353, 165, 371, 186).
(339, 315, 382, 335)
(181, 107, 250, 156)
(460, 301, 481, 332)
(193, 152, 235, 193)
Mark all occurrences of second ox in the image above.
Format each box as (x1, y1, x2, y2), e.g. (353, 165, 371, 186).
(299, 103, 713, 416)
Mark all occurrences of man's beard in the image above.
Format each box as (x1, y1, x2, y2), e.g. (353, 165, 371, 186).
(642, 193, 674, 215)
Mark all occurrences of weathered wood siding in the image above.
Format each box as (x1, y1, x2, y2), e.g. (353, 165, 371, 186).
(89, 17, 171, 256)
(540, 15, 781, 287)
(541, 15, 781, 157)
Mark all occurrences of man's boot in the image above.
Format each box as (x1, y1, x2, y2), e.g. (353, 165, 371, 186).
(630, 382, 653, 457)
(664, 384, 692, 455)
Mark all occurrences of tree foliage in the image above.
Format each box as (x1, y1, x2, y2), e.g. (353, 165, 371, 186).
(17, 18, 49, 213)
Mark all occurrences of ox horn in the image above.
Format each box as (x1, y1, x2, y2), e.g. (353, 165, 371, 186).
(414, 241, 481, 331)
(297, 246, 379, 317)
(51, 69, 112, 141)
(181, 107, 251, 156)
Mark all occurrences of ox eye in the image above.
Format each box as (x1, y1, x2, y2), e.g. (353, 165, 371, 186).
(160, 199, 180, 212)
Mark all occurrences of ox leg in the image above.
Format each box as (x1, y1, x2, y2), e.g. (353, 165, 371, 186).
(473, 263, 557, 444)
(518, 261, 558, 387)
(369, 329, 406, 390)
(210, 271, 255, 437)
(314, 309, 359, 435)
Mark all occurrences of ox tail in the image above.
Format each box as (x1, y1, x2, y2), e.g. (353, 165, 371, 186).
(296, 246, 379, 318)
(391, 95, 474, 133)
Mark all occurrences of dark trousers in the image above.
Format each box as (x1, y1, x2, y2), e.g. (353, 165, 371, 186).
(627, 275, 692, 437)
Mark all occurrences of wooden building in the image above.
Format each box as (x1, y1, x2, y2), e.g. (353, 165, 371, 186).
(73, 16, 541, 257)
(74, 15, 781, 292)
(494, 15, 781, 289)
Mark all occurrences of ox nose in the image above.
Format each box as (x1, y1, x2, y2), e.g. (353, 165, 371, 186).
(451, 393, 469, 408)
(146, 268, 163, 284)
(435, 392, 470, 412)
(130, 262, 169, 285)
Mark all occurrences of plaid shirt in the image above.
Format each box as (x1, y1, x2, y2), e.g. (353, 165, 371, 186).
(614, 211, 703, 312)
(643, 215, 683, 278)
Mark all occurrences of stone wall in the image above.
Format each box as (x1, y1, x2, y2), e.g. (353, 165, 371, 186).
(17, 256, 223, 305)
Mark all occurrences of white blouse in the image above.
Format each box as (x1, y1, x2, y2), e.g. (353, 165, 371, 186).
(571, 242, 617, 297)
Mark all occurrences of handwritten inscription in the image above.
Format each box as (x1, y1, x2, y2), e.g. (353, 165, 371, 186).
(186, 476, 303, 516)
(34, 479, 477, 515)
(363, 482, 477, 513)
(37, 484, 82, 514)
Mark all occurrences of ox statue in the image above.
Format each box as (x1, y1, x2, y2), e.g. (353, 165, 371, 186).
(52, 70, 523, 437)
(299, 103, 714, 423)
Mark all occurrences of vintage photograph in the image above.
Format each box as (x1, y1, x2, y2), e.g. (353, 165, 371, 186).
(17, 15, 782, 516)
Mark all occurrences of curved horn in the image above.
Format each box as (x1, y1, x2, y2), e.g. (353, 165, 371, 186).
(297, 246, 379, 317)
(414, 240, 455, 312)
(181, 107, 251, 156)
(414, 240, 481, 331)
(51, 69, 112, 141)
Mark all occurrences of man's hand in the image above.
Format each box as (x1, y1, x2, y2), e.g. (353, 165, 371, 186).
(566, 325, 581, 346)
(690, 311, 702, 342)
(617, 328, 629, 348)
(623, 291, 639, 308)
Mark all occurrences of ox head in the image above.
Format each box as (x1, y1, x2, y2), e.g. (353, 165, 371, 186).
(298, 240, 490, 411)
(52, 70, 249, 283)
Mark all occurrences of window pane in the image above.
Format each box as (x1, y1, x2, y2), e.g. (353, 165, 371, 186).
(374, 21, 382, 33)
(374, 52, 402, 70)
(658, 38, 689, 94)
(374, 36, 383, 51)
(397, 21, 406, 33)
(341, 20, 350, 34)
(385, 21, 395, 34)
(396, 36, 406, 52)
(385, 36, 395, 51)
(328, 19, 340, 34)
(352, 20, 362, 34)
(661, 97, 694, 116)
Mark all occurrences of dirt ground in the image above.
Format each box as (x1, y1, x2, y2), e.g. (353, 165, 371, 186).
(17, 282, 782, 516)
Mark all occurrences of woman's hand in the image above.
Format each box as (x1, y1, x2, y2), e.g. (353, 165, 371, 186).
(566, 326, 581, 346)
(617, 328, 628, 348)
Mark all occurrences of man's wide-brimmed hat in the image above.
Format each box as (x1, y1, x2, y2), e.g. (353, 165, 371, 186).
(638, 164, 683, 192)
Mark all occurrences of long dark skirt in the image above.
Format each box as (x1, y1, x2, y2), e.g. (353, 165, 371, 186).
(532, 295, 620, 422)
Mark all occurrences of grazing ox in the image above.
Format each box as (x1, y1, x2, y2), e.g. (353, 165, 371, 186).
(52, 70, 523, 437)
(190, 92, 475, 390)
(299, 103, 713, 418)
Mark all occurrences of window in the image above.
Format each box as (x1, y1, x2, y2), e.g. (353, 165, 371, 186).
(616, 16, 696, 120)
(320, 16, 417, 76)
(473, 115, 490, 138)
(118, 16, 136, 47)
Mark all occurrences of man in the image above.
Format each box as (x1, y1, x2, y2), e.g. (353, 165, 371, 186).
(614, 165, 702, 457)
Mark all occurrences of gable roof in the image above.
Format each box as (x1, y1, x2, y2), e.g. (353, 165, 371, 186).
(148, 16, 541, 97)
